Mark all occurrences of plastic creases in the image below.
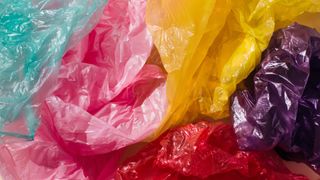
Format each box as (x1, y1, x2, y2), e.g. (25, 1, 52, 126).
(146, 0, 320, 137)
(0, 0, 167, 178)
(0, 117, 124, 180)
(231, 23, 320, 173)
(0, 0, 107, 139)
(51, 0, 167, 156)
(116, 121, 306, 180)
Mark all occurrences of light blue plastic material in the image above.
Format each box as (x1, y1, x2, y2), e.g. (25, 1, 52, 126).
(0, 0, 107, 139)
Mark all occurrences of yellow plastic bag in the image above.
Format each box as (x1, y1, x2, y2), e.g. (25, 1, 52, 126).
(146, 0, 320, 137)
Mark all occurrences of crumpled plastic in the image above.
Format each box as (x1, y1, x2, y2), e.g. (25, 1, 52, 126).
(0, 117, 124, 180)
(0, 0, 167, 179)
(52, 0, 167, 155)
(117, 121, 307, 180)
(0, 0, 107, 139)
(146, 0, 320, 138)
(231, 23, 320, 173)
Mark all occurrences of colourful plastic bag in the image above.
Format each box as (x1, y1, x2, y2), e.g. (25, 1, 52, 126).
(117, 121, 307, 180)
(0, 0, 167, 178)
(51, 0, 167, 155)
(0, 0, 107, 140)
(0, 115, 124, 180)
(146, 0, 320, 137)
(231, 23, 320, 174)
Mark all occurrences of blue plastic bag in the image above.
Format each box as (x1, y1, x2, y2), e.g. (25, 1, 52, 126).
(0, 0, 107, 140)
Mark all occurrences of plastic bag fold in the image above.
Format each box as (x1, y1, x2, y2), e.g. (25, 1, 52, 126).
(117, 121, 307, 180)
(52, 0, 167, 155)
(0, 0, 107, 139)
(0, 119, 123, 180)
(231, 23, 320, 173)
(146, 0, 320, 137)
(0, 0, 167, 178)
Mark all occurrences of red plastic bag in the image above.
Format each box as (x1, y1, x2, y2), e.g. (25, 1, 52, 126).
(117, 121, 307, 180)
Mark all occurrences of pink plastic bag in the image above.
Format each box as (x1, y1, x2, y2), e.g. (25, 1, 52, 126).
(0, 119, 123, 179)
(52, 0, 167, 155)
(0, 0, 167, 178)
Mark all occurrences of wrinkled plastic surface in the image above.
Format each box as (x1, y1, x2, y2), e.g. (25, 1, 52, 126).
(0, 0, 107, 139)
(146, 0, 320, 137)
(54, 0, 166, 155)
(117, 121, 306, 180)
(0, 0, 167, 179)
(0, 118, 123, 180)
(231, 23, 320, 173)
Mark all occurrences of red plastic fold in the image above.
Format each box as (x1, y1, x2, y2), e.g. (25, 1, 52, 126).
(117, 121, 307, 180)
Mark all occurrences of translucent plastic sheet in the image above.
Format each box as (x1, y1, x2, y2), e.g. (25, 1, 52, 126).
(0, 0, 167, 178)
(0, 120, 124, 180)
(117, 121, 307, 180)
(146, 0, 320, 137)
(231, 23, 320, 174)
(53, 0, 167, 155)
(0, 0, 107, 139)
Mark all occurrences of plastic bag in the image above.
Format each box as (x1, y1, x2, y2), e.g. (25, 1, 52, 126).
(0, 0, 167, 178)
(0, 115, 124, 180)
(231, 23, 320, 173)
(0, 0, 107, 140)
(146, 0, 320, 137)
(117, 121, 307, 180)
(49, 0, 167, 156)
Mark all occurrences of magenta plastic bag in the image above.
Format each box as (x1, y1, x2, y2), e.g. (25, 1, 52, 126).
(231, 23, 320, 173)
(0, 0, 167, 178)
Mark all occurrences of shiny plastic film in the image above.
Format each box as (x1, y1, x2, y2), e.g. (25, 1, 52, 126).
(0, 0, 167, 178)
(231, 23, 320, 174)
(117, 121, 307, 180)
(146, 0, 320, 137)
(54, 0, 167, 155)
(0, 0, 107, 139)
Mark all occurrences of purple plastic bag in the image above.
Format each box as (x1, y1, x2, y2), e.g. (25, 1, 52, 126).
(231, 23, 320, 173)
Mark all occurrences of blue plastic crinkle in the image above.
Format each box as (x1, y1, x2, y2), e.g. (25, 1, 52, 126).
(0, 0, 107, 139)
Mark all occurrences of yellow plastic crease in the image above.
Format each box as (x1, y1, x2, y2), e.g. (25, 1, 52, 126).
(146, 0, 320, 138)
